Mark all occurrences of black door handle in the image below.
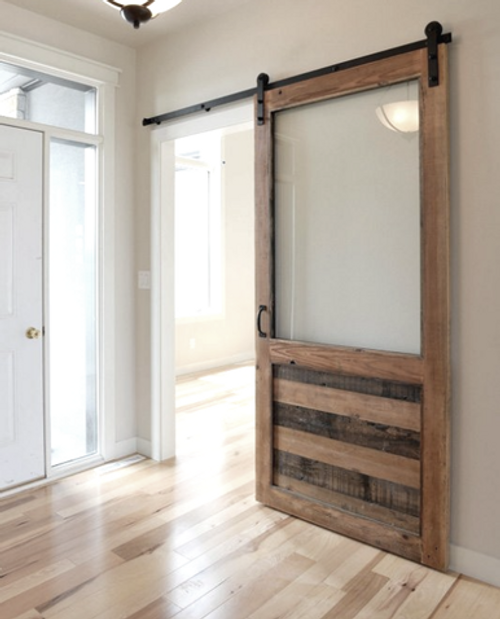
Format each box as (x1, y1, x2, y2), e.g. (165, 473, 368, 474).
(257, 305, 267, 338)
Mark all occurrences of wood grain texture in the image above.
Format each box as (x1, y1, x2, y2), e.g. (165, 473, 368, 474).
(270, 339, 424, 383)
(419, 43, 451, 571)
(254, 97, 274, 505)
(266, 49, 422, 112)
(274, 450, 420, 517)
(274, 363, 422, 401)
(0, 365, 495, 619)
(274, 425, 421, 489)
(274, 402, 420, 459)
(274, 377, 421, 432)
(273, 364, 422, 403)
(274, 472, 421, 534)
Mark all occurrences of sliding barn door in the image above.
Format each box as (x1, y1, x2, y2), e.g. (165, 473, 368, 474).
(255, 45, 450, 569)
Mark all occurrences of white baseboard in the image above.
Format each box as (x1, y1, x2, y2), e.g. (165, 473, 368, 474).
(175, 353, 255, 377)
(108, 438, 154, 461)
(450, 544, 500, 587)
(108, 438, 138, 461)
(136, 438, 153, 458)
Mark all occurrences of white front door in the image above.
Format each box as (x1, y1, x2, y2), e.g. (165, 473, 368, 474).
(0, 124, 44, 489)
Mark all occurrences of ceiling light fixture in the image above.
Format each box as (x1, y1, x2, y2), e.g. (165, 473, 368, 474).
(103, 0, 182, 29)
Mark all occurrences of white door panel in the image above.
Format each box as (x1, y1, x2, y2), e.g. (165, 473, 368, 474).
(0, 124, 44, 489)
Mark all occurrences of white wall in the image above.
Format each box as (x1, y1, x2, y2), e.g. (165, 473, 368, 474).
(175, 128, 255, 375)
(0, 1, 138, 455)
(135, 0, 500, 586)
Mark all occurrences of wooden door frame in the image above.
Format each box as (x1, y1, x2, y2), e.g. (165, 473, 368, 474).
(255, 45, 450, 569)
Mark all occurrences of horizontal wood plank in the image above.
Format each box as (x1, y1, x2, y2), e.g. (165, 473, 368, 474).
(274, 364, 422, 403)
(274, 378, 421, 432)
(274, 403, 420, 459)
(274, 426, 420, 489)
(266, 50, 422, 113)
(269, 340, 424, 383)
(274, 473, 420, 534)
(275, 450, 420, 518)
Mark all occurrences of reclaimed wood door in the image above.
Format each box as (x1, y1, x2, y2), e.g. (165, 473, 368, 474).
(255, 44, 450, 569)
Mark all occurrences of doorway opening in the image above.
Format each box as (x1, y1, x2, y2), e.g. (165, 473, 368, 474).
(173, 124, 256, 451)
(150, 102, 255, 460)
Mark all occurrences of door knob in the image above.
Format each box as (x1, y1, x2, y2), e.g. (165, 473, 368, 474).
(26, 327, 41, 340)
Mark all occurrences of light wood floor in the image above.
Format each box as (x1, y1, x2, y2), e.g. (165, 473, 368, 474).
(1, 363, 500, 618)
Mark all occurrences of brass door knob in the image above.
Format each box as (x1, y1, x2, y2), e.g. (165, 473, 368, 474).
(26, 327, 41, 340)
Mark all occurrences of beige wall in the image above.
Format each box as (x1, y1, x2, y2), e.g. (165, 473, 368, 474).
(0, 1, 138, 447)
(135, 0, 500, 585)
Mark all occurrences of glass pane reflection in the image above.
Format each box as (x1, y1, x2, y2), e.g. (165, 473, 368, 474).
(274, 81, 421, 354)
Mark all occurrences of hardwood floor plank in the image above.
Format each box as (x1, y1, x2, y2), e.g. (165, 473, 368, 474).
(125, 595, 182, 619)
(0, 559, 75, 605)
(174, 503, 287, 561)
(199, 552, 316, 619)
(430, 577, 500, 619)
(353, 566, 436, 618)
(0, 364, 498, 619)
(10, 610, 44, 619)
(370, 554, 457, 618)
(279, 584, 345, 619)
(245, 533, 351, 618)
(324, 544, 383, 590)
(320, 564, 389, 618)
(158, 518, 308, 619)
(0, 552, 123, 619)
(39, 548, 189, 619)
(111, 482, 255, 562)
(163, 515, 298, 610)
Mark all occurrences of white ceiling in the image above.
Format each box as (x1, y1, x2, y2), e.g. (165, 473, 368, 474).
(3, 0, 253, 48)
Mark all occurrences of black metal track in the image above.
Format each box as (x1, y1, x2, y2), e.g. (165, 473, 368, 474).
(142, 27, 451, 127)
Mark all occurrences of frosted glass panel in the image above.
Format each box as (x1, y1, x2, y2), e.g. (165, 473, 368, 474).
(49, 140, 97, 466)
(275, 82, 421, 354)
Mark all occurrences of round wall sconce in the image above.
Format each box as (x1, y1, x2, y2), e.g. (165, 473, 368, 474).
(376, 100, 419, 133)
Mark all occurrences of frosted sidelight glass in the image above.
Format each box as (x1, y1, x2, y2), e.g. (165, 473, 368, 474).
(274, 81, 421, 354)
(49, 140, 98, 466)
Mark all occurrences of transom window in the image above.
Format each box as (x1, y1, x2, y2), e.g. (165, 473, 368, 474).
(0, 60, 97, 134)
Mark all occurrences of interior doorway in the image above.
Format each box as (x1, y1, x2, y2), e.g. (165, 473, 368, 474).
(174, 125, 255, 377)
(173, 124, 255, 454)
(150, 102, 254, 461)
